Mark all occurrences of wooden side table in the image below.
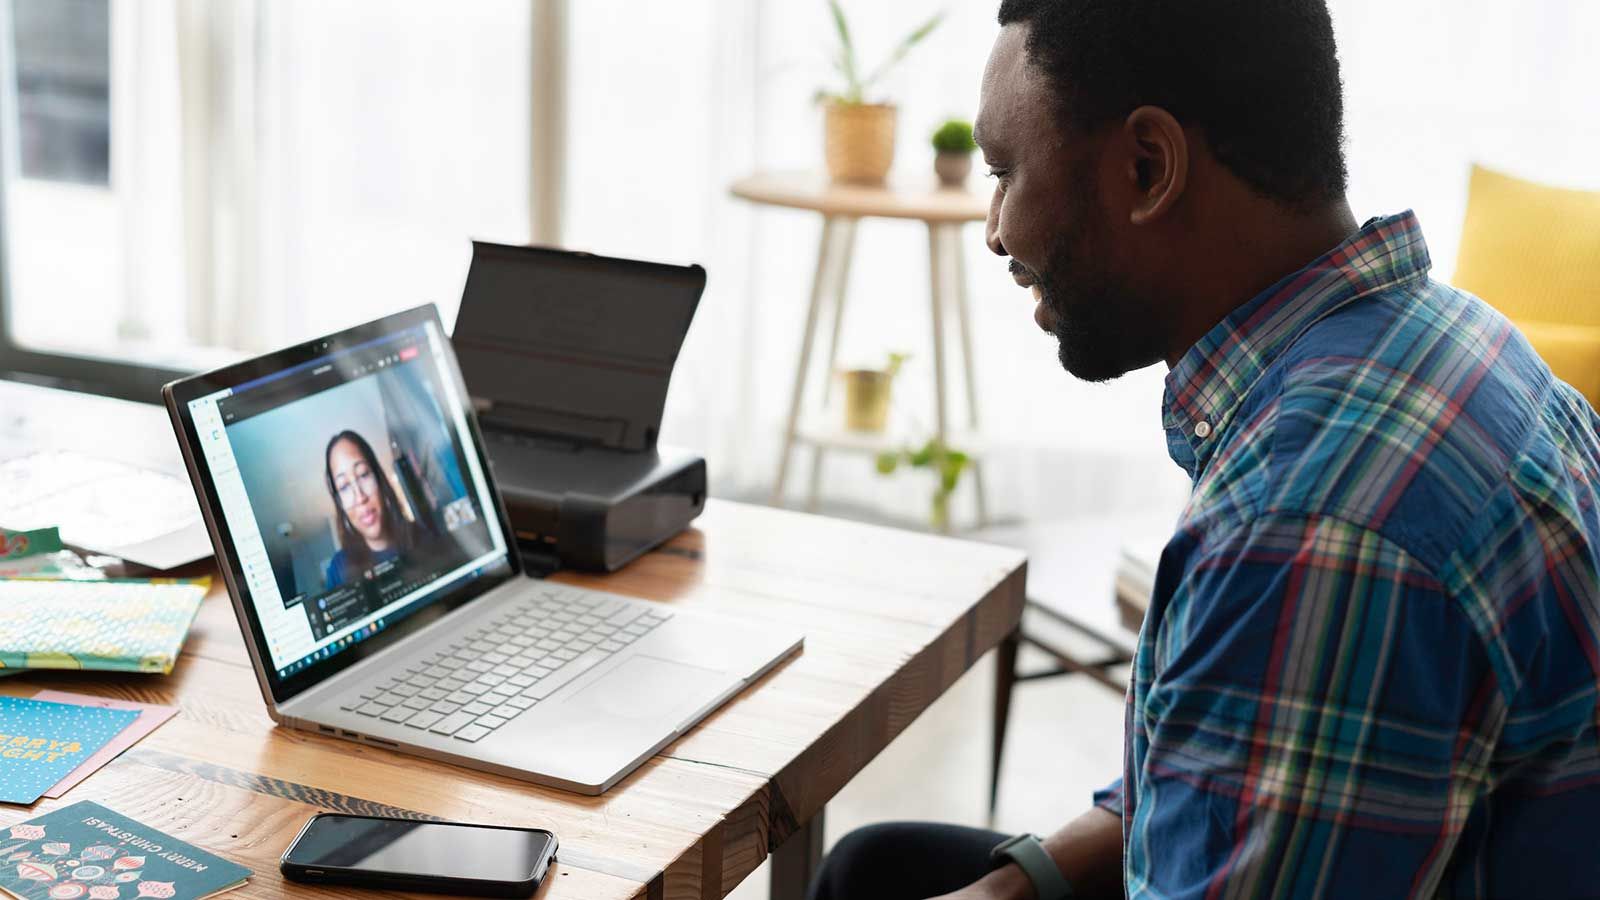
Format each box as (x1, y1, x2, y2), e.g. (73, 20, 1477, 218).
(731, 171, 992, 529)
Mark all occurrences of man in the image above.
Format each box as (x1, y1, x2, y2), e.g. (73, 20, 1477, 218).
(809, 1, 1600, 898)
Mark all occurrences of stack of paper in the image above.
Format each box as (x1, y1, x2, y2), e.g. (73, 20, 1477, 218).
(0, 580, 208, 676)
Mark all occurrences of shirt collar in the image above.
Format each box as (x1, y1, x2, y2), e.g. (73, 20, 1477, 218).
(1162, 210, 1433, 478)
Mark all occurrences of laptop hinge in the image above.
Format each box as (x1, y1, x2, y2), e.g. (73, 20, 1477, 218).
(518, 541, 563, 578)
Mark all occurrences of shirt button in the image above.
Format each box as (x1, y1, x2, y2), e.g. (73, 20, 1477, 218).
(1194, 420, 1212, 439)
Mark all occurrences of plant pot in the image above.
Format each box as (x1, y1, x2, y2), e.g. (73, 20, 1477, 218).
(841, 368, 893, 432)
(824, 102, 897, 184)
(934, 150, 972, 187)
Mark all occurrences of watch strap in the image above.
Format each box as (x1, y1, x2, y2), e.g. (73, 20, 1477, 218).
(990, 833, 1074, 900)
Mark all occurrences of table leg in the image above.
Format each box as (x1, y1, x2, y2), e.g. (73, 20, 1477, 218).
(990, 627, 1021, 823)
(774, 217, 841, 506)
(926, 228, 951, 451)
(771, 806, 826, 900)
(805, 446, 827, 513)
(819, 218, 859, 408)
(809, 218, 859, 512)
(946, 223, 989, 526)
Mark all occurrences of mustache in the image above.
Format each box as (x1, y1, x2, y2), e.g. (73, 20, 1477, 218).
(1004, 257, 1043, 281)
(1004, 256, 1043, 286)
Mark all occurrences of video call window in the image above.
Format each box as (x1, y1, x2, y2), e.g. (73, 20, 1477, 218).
(221, 333, 494, 641)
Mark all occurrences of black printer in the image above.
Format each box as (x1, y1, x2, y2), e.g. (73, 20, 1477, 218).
(451, 242, 708, 573)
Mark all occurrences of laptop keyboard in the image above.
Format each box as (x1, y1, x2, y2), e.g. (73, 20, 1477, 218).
(339, 585, 672, 743)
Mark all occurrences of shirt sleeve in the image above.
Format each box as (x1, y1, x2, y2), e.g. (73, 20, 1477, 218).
(1093, 777, 1124, 818)
(1126, 513, 1504, 898)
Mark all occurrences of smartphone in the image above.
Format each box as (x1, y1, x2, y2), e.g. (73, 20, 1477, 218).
(280, 813, 558, 898)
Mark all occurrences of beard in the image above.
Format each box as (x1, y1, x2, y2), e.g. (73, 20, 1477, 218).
(1028, 183, 1170, 383)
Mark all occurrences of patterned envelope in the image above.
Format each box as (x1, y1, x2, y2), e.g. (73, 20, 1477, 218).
(0, 580, 209, 676)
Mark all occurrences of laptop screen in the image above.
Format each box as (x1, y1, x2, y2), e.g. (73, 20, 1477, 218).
(184, 318, 511, 682)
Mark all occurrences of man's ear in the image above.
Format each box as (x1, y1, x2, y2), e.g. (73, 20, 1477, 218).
(1122, 106, 1188, 226)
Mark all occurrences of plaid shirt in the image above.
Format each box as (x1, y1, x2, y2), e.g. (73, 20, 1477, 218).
(1098, 212, 1600, 898)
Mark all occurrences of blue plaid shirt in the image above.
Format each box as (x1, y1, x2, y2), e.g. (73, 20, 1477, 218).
(1099, 212, 1600, 897)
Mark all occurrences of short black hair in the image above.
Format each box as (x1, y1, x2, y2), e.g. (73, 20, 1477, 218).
(997, 0, 1347, 210)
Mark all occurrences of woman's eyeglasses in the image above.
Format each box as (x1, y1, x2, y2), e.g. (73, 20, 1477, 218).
(334, 467, 380, 507)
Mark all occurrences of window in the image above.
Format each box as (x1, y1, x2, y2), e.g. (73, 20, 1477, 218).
(0, 0, 536, 402)
(14, 0, 108, 185)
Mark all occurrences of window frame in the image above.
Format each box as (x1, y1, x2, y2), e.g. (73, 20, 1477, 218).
(0, 0, 185, 404)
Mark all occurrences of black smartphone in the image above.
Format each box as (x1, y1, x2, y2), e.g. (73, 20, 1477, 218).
(280, 813, 558, 898)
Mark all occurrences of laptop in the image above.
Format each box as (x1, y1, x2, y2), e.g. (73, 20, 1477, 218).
(163, 304, 803, 794)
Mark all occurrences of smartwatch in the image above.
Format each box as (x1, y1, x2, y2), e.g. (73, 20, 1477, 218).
(989, 833, 1075, 900)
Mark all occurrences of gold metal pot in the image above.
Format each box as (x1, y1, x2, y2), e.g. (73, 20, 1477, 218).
(824, 102, 896, 184)
(841, 368, 893, 431)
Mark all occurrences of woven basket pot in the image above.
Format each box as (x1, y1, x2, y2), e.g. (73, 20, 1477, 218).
(824, 102, 897, 184)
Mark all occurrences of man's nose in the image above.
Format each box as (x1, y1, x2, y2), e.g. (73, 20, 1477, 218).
(985, 190, 1006, 257)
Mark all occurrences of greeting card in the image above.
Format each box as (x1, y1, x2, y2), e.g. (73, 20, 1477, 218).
(0, 801, 249, 899)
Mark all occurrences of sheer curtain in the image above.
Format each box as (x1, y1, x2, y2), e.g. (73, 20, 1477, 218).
(247, 1, 533, 346)
(561, 0, 1600, 529)
(10, 0, 535, 362)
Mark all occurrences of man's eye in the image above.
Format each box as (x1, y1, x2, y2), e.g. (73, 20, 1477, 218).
(987, 168, 1012, 186)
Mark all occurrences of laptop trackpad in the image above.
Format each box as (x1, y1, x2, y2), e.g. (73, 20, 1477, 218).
(567, 655, 726, 723)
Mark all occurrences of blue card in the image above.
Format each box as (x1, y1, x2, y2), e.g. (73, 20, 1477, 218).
(0, 801, 251, 899)
(0, 698, 139, 805)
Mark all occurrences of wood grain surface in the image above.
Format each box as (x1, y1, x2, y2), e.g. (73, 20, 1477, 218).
(0, 500, 1026, 899)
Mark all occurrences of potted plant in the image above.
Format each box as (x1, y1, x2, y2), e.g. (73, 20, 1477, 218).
(931, 119, 977, 187)
(840, 352, 907, 432)
(875, 438, 970, 530)
(817, 1, 944, 184)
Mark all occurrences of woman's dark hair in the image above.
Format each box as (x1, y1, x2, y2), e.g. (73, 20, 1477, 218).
(324, 429, 418, 578)
(997, 0, 1348, 211)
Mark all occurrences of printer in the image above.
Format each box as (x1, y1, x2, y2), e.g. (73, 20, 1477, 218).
(451, 241, 708, 573)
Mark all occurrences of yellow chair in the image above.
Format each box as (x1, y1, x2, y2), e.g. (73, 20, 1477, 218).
(1459, 164, 1600, 406)
(1452, 164, 1600, 407)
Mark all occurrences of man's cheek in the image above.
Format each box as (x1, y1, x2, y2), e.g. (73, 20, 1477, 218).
(1007, 200, 1047, 269)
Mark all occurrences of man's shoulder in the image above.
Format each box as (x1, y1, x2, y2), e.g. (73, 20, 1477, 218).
(1238, 276, 1569, 569)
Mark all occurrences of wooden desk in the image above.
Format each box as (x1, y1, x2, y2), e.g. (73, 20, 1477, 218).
(0, 500, 1026, 900)
(730, 172, 993, 530)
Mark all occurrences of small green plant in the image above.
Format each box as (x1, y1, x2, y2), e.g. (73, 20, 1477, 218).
(931, 119, 976, 154)
(883, 351, 909, 379)
(818, 0, 945, 106)
(875, 438, 970, 529)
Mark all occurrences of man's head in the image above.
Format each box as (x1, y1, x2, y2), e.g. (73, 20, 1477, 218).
(975, 0, 1348, 381)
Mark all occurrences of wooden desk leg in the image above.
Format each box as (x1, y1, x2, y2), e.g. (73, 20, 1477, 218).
(808, 217, 859, 512)
(771, 806, 826, 900)
(774, 216, 842, 506)
(946, 223, 989, 527)
(990, 627, 1021, 822)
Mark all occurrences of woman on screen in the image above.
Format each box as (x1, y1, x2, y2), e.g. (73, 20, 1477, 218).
(323, 430, 424, 589)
